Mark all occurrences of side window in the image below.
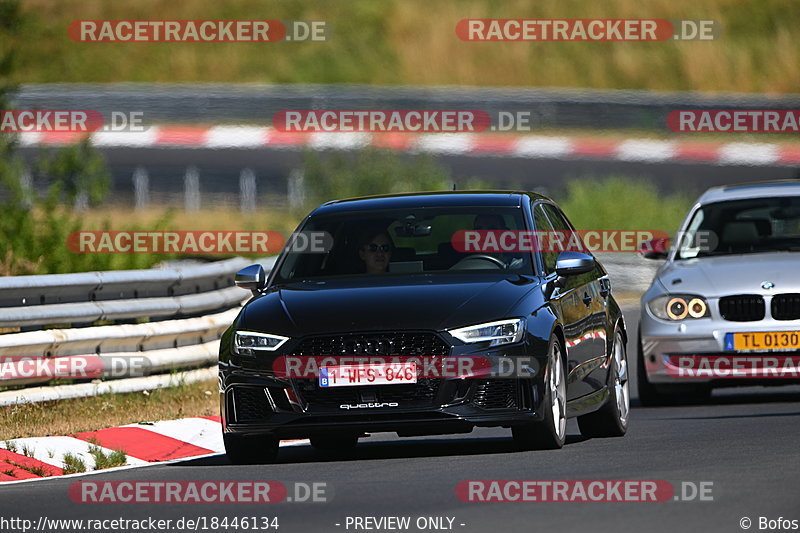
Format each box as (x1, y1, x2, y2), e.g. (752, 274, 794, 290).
(542, 203, 600, 284)
(541, 203, 572, 232)
(542, 203, 591, 254)
(533, 204, 558, 274)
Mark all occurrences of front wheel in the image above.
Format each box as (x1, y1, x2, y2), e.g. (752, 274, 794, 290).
(577, 329, 629, 437)
(513, 337, 567, 450)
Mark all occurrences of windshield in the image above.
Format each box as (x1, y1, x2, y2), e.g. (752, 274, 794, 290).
(274, 206, 534, 282)
(677, 196, 800, 259)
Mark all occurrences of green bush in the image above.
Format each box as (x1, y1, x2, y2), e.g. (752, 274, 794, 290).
(554, 177, 694, 234)
(0, 4, 176, 276)
(0, 139, 178, 275)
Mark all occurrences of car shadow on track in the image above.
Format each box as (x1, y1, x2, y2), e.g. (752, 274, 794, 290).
(634, 388, 800, 419)
(172, 434, 591, 467)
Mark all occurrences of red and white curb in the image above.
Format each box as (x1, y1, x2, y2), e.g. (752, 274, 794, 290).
(17, 126, 800, 166)
(0, 416, 307, 483)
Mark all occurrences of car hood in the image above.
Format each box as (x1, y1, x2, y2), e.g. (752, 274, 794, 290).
(238, 274, 541, 336)
(657, 252, 800, 297)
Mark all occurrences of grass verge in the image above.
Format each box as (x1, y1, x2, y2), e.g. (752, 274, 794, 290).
(61, 452, 87, 474)
(12, 0, 800, 93)
(87, 441, 127, 470)
(0, 379, 218, 440)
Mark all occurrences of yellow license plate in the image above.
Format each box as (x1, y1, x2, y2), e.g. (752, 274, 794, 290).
(732, 331, 800, 351)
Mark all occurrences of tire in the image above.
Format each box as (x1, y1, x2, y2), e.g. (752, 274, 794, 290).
(512, 337, 567, 450)
(310, 433, 359, 452)
(636, 328, 711, 407)
(577, 329, 630, 437)
(224, 434, 279, 465)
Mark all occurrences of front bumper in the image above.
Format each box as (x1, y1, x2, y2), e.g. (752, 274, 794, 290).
(219, 365, 546, 439)
(640, 308, 800, 384)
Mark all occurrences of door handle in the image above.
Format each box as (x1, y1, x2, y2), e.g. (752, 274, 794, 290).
(599, 278, 611, 298)
(582, 293, 592, 306)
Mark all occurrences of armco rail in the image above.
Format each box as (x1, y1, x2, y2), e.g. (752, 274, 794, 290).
(0, 257, 270, 327)
(13, 83, 800, 130)
(0, 309, 237, 387)
(0, 254, 654, 403)
(0, 257, 276, 397)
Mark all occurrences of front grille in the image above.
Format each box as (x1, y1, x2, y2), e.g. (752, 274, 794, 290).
(473, 379, 518, 409)
(719, 295, 765, 322)
(772, 294, 800, 321)
(294, 378, 441, 410)
(289, 332, 450, 357)
(231, 386, 271, 422)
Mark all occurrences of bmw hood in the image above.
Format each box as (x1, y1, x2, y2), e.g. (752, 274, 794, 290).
(237, 275, 540, 336)
(657, 253, 800, 298)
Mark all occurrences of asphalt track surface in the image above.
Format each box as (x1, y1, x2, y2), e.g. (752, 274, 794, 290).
(2, 305, 799, 533)
(0, 306, 800, 532)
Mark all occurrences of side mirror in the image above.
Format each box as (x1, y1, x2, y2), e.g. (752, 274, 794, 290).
(639, 238, 670, 260)
(554, 251, 595, 277)
(235, 264, 266, 295)
(545, 252, 595, 299)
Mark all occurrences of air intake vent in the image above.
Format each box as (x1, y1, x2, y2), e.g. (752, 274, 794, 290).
(289, 332, 449, 357)
(719, 295, 765, 322)
(473, 379, 518, 409)
(772, 294, 800, 321)
(231, 386, 271, 422)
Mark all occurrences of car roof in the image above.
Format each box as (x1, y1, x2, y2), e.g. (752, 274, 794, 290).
(310, 190, 552, 215)
(698, 180, 800, 204)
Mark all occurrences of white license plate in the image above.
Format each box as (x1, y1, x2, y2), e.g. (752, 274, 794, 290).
(319, 362, 417, 387)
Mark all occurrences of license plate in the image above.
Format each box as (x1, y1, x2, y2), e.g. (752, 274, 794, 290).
(319, 362, 417, 387)
(726, 331, 800, 352)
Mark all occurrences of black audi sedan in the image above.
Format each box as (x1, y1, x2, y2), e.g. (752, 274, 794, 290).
(219, 191, 629, 463)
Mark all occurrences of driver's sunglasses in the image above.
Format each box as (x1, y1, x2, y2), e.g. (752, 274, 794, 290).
(365, 243, 392, 253)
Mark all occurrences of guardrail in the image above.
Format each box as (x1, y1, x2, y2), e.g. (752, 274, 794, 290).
(0, 257, 276, 403)
(0, 257, 262, 328)
(13, 83, 800, 130)
(0, 253, 654, 405)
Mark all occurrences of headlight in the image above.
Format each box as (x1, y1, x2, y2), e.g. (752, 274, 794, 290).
(234, 331, 289, 356)
(647, 295, 710, 321)
(449, 318, 525, 347)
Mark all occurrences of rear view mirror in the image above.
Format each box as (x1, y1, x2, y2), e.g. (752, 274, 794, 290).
(554, 251, 595, 276)
(394, 223, 432, 237)
(394, 214, 432, 237)
(235, 264, 267, 294)
(639, 238, 670, 260)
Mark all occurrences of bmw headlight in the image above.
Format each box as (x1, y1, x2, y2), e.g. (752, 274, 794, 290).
(647, 295, 709, 321)
(449, 318, 525, 347)
(234, 331, 289, 356)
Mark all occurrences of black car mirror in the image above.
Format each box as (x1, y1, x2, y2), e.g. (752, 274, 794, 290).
(554, 251, 595, 276)
(235, 264, 267, 295)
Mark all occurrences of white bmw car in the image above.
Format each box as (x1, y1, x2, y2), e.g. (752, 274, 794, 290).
(638, 180, 800, 405)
